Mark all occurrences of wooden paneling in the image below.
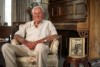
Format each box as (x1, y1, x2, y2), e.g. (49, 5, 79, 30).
(49, 0, 87, 23)
(0, 26, 11, 38)
(49, 0, 89, 58)
(89, 0, 100, 60)
(0, 26, 11, 43)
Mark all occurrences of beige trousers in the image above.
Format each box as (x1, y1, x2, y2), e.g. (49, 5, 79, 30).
(1, 43, 49, 67)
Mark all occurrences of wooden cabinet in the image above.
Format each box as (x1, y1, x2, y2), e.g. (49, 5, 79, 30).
(49, 0, 87, 23)
(48, 0, 89, 58)
(0, 26, 11, 40)
(0, 26, 11, 52)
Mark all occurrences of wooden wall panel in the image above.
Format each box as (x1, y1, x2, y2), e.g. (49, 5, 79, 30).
(89, 0, 100, 60)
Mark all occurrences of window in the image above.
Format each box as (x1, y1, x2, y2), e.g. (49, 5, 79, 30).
(5, 0, 12, 26)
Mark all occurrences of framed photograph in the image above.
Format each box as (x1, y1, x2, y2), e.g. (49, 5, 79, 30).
(69, 38, 85, 58)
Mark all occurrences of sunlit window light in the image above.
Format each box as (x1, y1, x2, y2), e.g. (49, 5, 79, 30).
(5, 0, 12, 26)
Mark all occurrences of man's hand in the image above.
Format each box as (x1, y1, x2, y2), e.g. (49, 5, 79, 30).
(14, 34, 58, 50)
(23, 40, 36, 50)
(14, 34, 37, 50)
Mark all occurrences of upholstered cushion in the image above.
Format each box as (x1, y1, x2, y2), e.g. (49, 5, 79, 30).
(17, 56, 37, 67)
(49, 39, 59, 54)
(17, 56, 37, 63)
(17, 55, 58, 67)
(11, 39, 19, 45)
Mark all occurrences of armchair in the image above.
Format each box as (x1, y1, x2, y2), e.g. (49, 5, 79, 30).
(11, 36, 60, 67)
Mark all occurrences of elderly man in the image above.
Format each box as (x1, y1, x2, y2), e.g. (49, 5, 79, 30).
(27, 0, 49, 20)
(2, 6, 58, 67)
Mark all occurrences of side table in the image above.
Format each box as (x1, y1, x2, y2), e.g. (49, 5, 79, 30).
(63, 56, 89, 67)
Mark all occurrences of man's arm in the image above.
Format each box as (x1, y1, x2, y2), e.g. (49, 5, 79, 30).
(14, 34, 58, 50)
(14, 34, 25, 44)
(14, 34, 36, 49)
(34, 34, 58, 45)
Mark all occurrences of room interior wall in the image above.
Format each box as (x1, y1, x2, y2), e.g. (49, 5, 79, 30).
(0, 0, 5, 25)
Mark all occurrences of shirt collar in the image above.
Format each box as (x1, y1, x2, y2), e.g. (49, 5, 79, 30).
(31, 20, 44, 26)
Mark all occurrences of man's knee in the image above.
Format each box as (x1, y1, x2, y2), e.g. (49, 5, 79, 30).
(1, 43, 11, 52)
(35, 44, 48, 53)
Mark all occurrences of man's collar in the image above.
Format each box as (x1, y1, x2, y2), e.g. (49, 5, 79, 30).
(31, 20, 44, 26)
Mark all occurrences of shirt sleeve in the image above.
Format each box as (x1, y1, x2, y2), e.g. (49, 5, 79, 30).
(48, 21, 58, 35)
(15, 24, 26, 38)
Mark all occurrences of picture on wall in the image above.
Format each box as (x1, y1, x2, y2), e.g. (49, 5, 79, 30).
(69, 38, 85, 58)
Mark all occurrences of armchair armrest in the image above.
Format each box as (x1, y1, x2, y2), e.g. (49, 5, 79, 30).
(49, 39, 59, 55)
(11, 39, 19, 45)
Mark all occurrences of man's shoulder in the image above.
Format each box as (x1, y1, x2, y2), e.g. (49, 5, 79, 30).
(20, 21, 33, 28)
(24, 21, 33, 25)
(43, 20, 52, 23)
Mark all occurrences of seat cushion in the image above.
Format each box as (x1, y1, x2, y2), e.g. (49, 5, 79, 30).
(17, 55, 58, 67)
(17, 56, 37, 67)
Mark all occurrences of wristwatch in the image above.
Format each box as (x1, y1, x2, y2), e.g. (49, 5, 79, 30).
(44, 39, 47, 43)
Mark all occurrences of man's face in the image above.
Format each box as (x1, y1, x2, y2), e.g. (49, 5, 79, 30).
(32, 8, 44, 23)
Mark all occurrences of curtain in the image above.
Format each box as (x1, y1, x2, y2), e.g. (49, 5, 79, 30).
(12, 0, 33, 22)
(12, 0, 49, 22)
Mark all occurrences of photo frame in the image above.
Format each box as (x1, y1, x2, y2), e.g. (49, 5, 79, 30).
(69, 38, 85, 58)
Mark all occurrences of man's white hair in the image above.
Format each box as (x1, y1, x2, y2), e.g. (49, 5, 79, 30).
(31, 6, 45, 13)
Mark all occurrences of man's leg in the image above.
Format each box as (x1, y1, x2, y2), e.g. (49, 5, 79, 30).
(34, 43, 49, 67)
(1, 43, 29, 67)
